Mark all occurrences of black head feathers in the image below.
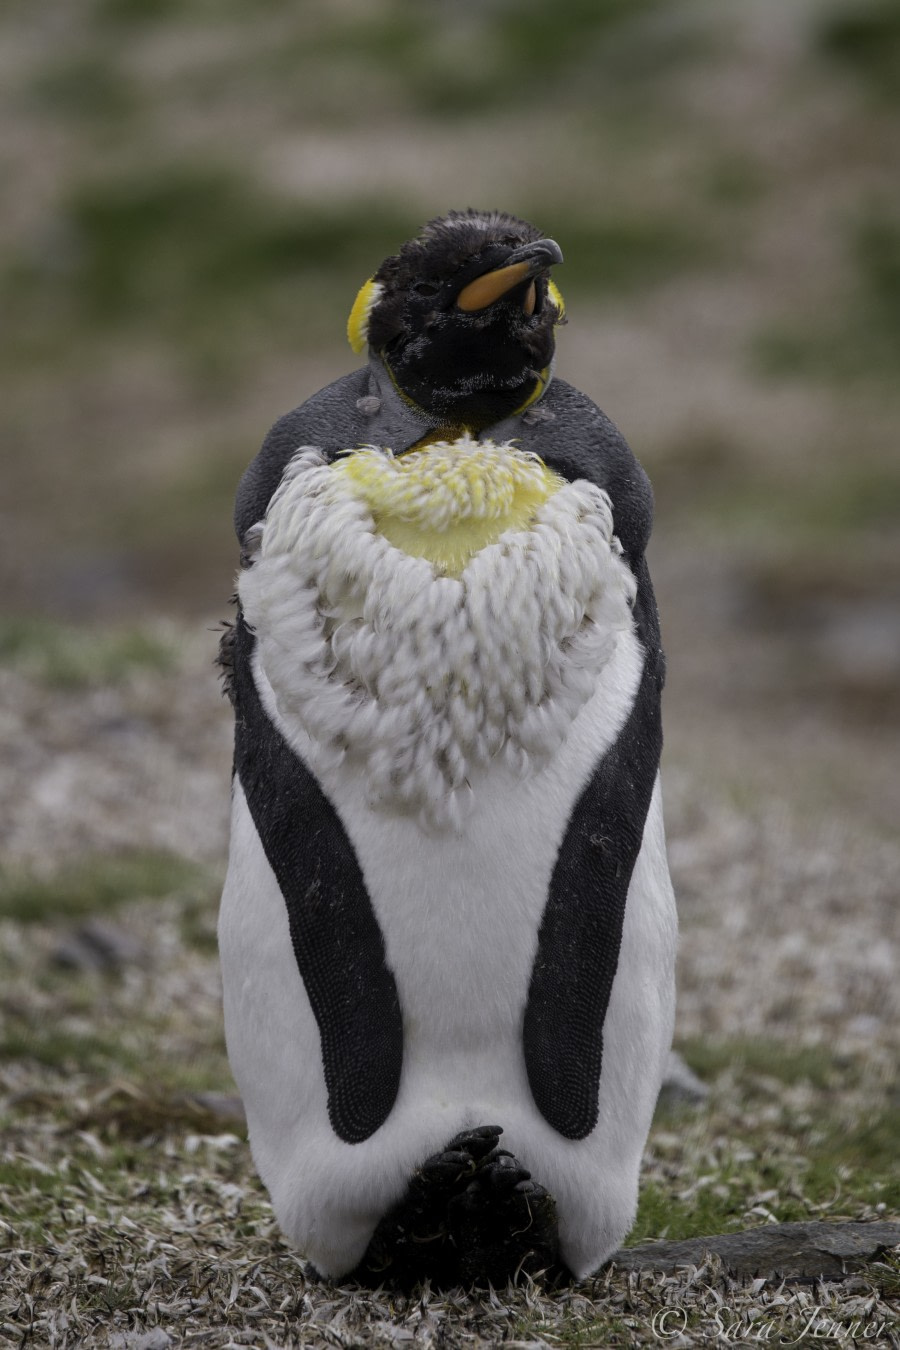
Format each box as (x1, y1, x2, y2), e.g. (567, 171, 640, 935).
(347, 210, 565, 429)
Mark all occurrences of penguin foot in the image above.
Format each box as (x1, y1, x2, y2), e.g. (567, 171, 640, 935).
(448, 1153, 560, 1287)
(348, 1126, 563, 1291)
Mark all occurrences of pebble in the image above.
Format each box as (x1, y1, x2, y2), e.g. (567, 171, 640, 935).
(657, 1050, 710, 1108)
(54, 918, 149, 972)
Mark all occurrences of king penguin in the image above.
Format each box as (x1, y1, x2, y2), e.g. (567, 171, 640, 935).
(218, 209, 678, 1288)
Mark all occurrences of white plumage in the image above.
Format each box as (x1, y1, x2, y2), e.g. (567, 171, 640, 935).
(219, 437, 677, 1278)
(239, 441, 636, 829)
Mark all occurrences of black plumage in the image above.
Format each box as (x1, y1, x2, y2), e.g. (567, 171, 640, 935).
(366, 208, 563, 427)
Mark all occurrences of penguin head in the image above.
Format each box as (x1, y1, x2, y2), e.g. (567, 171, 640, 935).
(347, 209, 565, 429)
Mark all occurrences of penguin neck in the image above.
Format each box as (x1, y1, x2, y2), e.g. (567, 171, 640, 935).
(374, 353, 553, 439)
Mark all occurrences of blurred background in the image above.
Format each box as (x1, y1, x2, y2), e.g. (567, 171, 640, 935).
(0, 0, 897, 1277)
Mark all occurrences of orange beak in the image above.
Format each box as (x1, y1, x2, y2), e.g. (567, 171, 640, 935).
(455, 238, 563, 313)
(456, 260, 534, 312)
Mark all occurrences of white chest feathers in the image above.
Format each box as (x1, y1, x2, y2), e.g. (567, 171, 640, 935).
(239, 437, 637, 830)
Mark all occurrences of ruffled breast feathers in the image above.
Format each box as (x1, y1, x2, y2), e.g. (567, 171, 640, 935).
(239, 436, 637, 831)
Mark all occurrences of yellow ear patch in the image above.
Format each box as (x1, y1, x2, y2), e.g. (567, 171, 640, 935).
(347, 278, 384, 354)
(548, 280, 566, 323)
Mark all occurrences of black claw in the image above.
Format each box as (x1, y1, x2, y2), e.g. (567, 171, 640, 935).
(445, 1125, 503, 1159)
(411, 1144, 482, 1202)
(478, 1146, 511, 1168)
(419, 1148, 474, 1178)
(485, 1153, 531, 1192)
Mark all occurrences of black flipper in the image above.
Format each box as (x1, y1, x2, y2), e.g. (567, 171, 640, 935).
(231, 612, 403, 1144)
(348, 1126, 563, 1290)
(509, 386, 666, 1138)
(523, 573, 664, 1139)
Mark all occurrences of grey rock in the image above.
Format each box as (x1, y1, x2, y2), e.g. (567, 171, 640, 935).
(183, 1091, 247, 1124)
(814, 602, 900, 689)
(54, 918, 149, 972)
(107, 1330, 172, 1350)
(610, 1220, 900, 1280)
(657, 1049, 710, 1107)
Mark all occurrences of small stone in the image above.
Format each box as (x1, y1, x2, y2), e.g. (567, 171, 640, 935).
(815, 602, 900, 689)
(184, 1091, 247, 1124)
(656, 1050, 710, 1107)
(131, 1332, 172, 1350)
(356, 395, 382, 415)
(54, 918, 148, 972)
(846, 1014, 882, 1041)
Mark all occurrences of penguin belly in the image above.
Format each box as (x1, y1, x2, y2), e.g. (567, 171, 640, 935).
(219, 441, 678, 1279)
(220, 648, 676, 1279)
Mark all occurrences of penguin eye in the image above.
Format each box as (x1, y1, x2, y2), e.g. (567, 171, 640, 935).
(412, 281, 441, 298)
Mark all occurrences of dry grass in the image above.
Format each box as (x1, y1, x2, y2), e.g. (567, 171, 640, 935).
(1, 1052, 897, 1348)
(0, 625, 897, 1347)
(1, 1075, 897, 1347)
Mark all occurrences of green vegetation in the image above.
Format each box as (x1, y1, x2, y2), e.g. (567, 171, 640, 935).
(2, 163, 708, 362)
(307, 0, 664, 118)
(548, 213, 709, 295)
(0, 616, 175, 687)
(626, 1038, 900, 1246)
(2, 168, 416, 344)
(95, 0, 185, 23)
(754, 205, 900, 383)
(0, 851, 210, 922)
(0, 993, 230, 1096)
(702, 154, 768, 208)
(0, 1024, 894, 1342)
(785, 464, 900, 534)
(96, 0, 301, 22)
(632, 1177, 742, 1246)
(0, 1026, 147, 1075)
(0, 788, 894, 1342)
(633, 1116, 898, 1247)
(29, 54, 140, 123)
(679, 1036, 846, 1092)
(820, 0, 900, 102)
(810, 1109, 900, 1208)
(664, 455, 900, 552)
(855, 208, 900, 350)
(179, 891, 220, 953)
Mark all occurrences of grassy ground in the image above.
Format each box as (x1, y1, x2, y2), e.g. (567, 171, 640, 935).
(0, 891, 896, 1346)
(0, 626, 897, 1347)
